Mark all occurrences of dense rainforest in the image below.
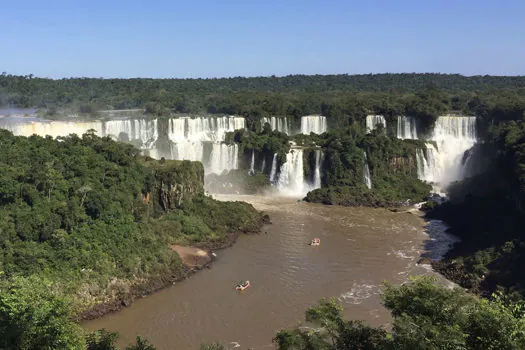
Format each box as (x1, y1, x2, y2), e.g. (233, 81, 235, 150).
(0, 130, 263, 349)
(3, 73, 525, 348)
(2, 73, 525, 134)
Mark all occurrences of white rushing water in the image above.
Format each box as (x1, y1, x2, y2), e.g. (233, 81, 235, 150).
(301, 116, 327, 135)
(404, 115, 477, 191)
(208, 143, 239, 174)
(366, 115, 387, 133)
(0, 115, 246, 175)
(0, 117, 159, 147)
(313, 150, 323, 190)
(260, 116, 291, 134)
(276, 148, 323, 196)
(166, 116, 244, 174)
(363, 152, 372, 189)
(396, 116, 419, 140)
(277, 149, 306, 195)
(249, 149, 255, 175)
(269, 153, 278, 182)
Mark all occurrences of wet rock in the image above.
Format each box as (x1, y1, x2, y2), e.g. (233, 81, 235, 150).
(417, 257, 433, 265)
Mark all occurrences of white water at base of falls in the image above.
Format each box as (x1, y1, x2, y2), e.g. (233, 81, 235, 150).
(277, 149, 306, 196)
(363, 152, 372, 189)
(301, 116, 327, 135)
(261, 117, 290, 134)
(249, 150, 255, 175)
(313, 150, 323, 190)
(396, 116, 419, 140)
(366, 115, 386, 133)
(269, 154, 278, 182)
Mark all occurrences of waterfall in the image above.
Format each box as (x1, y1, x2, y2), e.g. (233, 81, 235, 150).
(168, 116, 245, 143)
(416, 143, 439, 184)
(249, 149, 255, 175)
(0, 115, 246, 176)
(277, 149, 306, 195)
(0, 117, 160, 147)
(413, 116, 477, 191)
(366, 115, 386, 133)
(301, 116, 327, 135)
(0, 118, 103, 138)
(103, 119, 158, 148)
(269, 153, 278, 182)
(396, 116, 418, 139)
(208, 143, 239, 174)
(166, 116, 245, 174)
(261, 158, 266, 173)
(313, 150, 323, 189)
(261, 116, 290, 134)
(363, 152, 372, 189)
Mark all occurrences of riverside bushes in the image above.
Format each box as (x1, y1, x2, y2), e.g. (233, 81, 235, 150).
(0, 130, 263, 348)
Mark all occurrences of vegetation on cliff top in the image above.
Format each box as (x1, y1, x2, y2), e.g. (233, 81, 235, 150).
(0, 130, 263, 349)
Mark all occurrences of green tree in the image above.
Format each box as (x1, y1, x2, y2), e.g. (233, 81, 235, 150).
(0, 276, 84, 350)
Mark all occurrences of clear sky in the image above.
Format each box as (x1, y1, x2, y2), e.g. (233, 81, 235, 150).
(2, 0, 524, 78)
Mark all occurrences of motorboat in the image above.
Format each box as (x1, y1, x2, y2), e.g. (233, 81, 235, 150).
(235, 280, 250, 291)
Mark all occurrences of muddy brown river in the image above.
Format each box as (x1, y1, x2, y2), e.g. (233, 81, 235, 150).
(84, 195, 453, 349)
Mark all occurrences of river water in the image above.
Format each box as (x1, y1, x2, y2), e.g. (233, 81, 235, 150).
(84, 195, 452, 349)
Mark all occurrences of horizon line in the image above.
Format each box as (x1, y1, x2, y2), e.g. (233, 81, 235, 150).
(2, 72, 525, 80)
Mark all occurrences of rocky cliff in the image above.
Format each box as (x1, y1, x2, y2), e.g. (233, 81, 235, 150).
(142, 158, 205, 215)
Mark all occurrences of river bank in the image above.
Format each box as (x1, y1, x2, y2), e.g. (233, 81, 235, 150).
(77, 224, 265, 321)
(84, 194, 455, 349)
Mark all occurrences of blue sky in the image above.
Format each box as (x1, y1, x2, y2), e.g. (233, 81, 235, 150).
(2, 0, 524, 78)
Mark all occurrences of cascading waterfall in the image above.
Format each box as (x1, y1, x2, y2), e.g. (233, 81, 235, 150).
(313, 150, 323, 190)
(166, 116, 245, 174)
(269, 153, 278, 182)
(277, 149, 306, 195)
(301, 116, 327, 134)
(0, 117, 159, 147)
(249, 149, 255, 175)
(103, 119, 158, 148)
(0, 115, 246, 176)
(366, 115, 387, 133)
(416, 143, 439, 183)
(396, 116, 419, 140)
(0, 118, 104, 138)
(261, 158, 266, 173)
(363, 152, 372, 189)
(411, 116, 477, 191)
(261, 116, 291, 134)
(208, 143, 239, 174)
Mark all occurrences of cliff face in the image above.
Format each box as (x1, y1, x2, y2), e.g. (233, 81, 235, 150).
(142, 159, 204, 215)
